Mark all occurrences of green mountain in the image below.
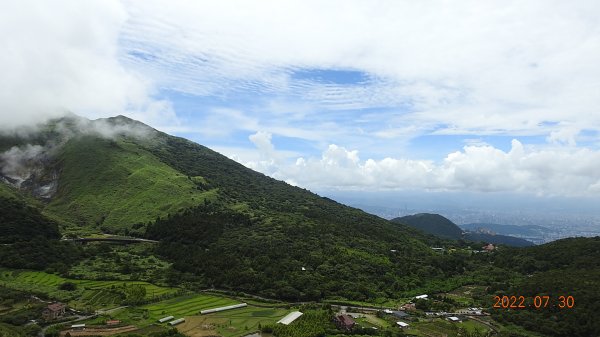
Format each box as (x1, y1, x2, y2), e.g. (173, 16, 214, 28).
(0, 115, 445, 301)
(1, 116, 215, 234)
(392, 213, 464, 240)
(393, 213, 534, 247)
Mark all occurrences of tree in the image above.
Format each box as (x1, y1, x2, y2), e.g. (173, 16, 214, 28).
(58, 282, 77, 291)
(123, 285, 146, 304)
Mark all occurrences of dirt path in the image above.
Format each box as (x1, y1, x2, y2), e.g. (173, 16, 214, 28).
(59, 325, 137, 336)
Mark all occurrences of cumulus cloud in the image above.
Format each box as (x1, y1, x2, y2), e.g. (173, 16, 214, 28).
(0, 0, 176, 129)
(240, 139, 600, 197)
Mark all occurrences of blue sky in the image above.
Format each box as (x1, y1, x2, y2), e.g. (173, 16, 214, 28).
(3, 0, 600, 198)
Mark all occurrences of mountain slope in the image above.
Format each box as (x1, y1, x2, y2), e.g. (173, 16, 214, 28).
(392, 213, 463, 240)
(137, 130, 448, 301)
(0, 116, 214, 233)
(46, 135, 214, 232)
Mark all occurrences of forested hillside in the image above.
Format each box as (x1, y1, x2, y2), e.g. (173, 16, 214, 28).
(491, 237, 600, 337)
(0, 192, 81, 271)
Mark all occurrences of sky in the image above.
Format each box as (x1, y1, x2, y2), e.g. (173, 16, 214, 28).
(2, 0, 600, 199)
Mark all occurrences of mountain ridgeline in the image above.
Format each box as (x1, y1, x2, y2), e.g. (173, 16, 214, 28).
(392, 213, 535, 247)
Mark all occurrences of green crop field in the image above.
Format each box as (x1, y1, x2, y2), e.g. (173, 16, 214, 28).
(78, 289, 122, 308)
(171, 305, 289, 337)
(407, 319, 492, 337)
(0, 270, 179, 309)
(210, 306, 289, 337)
(142, 294, 240, 319)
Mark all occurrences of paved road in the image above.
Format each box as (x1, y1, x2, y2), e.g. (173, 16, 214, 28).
(62, 237, 158, 244)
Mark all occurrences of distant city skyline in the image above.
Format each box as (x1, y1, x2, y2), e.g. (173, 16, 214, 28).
(322, 189, 600, 241)
(2, 1, 600, 199)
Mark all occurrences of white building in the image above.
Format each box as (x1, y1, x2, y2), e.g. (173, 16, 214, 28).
(396, 321, 409, 328)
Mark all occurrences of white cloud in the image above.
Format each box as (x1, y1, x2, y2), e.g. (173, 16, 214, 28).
(0, 0, 176, 129)
(119, 0, 600, 138)
(240, 139, 600, 197)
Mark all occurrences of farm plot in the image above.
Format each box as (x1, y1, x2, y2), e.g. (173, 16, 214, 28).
(143, 294, 239, 319)
(80, 289, 122, 308)
(177, 306, 289, 337)
(407, 319, 491, 337)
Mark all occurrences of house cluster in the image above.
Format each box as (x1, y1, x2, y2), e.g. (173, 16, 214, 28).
(42, 303, 66, 321)
(482, 243, 495, 252)
(457, 307, 485, 315)
(333, 314, 355, 331)
(332, 294, 483, 332)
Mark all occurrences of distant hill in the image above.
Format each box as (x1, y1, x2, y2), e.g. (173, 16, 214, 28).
(392, 213, 535, 246)
(391, 213, 463, 240)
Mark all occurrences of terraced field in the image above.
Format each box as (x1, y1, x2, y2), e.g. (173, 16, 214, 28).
(76, 280, 177, 299)
(143, 294, 240, 319)
(79, 289, 122, 308)
(0, 270, 179, 309)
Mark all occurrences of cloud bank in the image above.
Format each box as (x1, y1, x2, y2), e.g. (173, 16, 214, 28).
(0, 0, 175, 129)
(243, 133, 600, 197)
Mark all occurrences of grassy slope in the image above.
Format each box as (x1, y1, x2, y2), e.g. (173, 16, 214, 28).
(44, 135, 214, 232)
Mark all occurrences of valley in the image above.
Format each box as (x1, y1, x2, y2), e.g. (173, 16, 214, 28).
(0, 268, 539, 337)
